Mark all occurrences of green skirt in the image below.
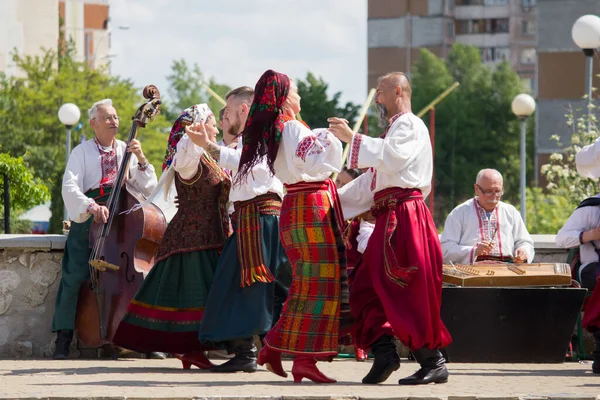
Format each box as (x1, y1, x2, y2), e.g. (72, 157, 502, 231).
(198, 214, 291, 345)
(113, 250, 219, 354)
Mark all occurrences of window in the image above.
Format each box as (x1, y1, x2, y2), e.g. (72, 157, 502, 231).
(520, 48, 536, 65)
(456, 0, 484, 5)
(492, 18, 509, 33)
(521, 20, 536, 35)
(480, 47, 510, 63)
(447, 21, 455, 38)
(456, 18, 509, 34)
(522, 78, 534, 91)
(485, 0, 508, 5)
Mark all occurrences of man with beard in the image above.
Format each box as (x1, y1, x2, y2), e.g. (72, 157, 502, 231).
(328, 72, 451, 385)
(440, 168, 534, 264)
(188, 86, 291, 373)
(217, 107, 238, 148)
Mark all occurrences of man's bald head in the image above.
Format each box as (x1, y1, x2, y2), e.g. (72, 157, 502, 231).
(474, 169, 504, 211)
(378, 72, 412, 97)
(476, 169, 503, 185)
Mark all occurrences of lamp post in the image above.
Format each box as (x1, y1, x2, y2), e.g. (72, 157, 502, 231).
(511, 94, 536, 224)
(571, 15, 600, 133)
(58, 103, 81, 221)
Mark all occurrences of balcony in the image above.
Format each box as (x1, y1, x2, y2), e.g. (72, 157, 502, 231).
(456, 33, 510, 47)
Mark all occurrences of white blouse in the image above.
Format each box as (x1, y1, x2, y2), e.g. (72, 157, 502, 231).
(273, 120, 343, 185)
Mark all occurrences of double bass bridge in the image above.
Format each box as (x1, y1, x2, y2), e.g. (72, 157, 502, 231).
(89, 259, 120, 272)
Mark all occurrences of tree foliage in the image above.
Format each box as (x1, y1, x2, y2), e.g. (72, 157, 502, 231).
(0, 153, 50, 212)
(164, 59, 231, 126)
(296, 72, 360, 129)
(0, 49, 171, 233)
(540, 95, 598, 233)
(411, 44, 531, 225)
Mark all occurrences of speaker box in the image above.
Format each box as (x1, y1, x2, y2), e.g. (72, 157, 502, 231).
(440, 286, 587, 363)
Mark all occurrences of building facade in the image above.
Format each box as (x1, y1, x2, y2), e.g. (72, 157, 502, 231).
(59, 0, 111, 70)
(368, 0, 537, 90)
(536, 0, 600, 181)
(0, 0, 59, 77)
(0, 0, 110, 77)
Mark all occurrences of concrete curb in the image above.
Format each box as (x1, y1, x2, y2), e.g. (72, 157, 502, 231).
(4, 397, 600, 400)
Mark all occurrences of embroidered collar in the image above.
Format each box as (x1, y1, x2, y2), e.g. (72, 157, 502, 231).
(94, 137, 116, 152)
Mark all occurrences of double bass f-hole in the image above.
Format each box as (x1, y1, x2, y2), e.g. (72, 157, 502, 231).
(121, 252, 135, 283)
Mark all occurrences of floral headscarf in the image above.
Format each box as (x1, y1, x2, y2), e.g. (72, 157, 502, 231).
(235, 70, 290, 185)
(162, 103, 213, 171)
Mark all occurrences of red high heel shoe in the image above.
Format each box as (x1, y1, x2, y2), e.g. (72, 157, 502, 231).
(355, 346, 368, 362)
(173, 351, 214, 370)
(291, 356, 336, 384)
(257, 346, 287, 378)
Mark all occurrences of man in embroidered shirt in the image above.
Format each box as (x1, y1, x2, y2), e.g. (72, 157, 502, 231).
(52, 99, 157, 360)
(328, 72, 451, 386)
(440, 169, 534, 265)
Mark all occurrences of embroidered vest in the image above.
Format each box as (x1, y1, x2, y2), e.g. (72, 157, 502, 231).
(155, 155, 231, 262)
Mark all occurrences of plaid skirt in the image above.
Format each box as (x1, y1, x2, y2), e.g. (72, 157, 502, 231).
(263, 185, 347, 358)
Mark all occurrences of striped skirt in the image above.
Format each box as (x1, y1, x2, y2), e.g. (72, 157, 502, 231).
(263, 182, 348, 358)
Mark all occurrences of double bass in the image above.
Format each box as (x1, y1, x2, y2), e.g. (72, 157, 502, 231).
(75, 85, 167, 351)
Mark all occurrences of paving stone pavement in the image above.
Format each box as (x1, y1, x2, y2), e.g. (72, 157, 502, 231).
(0, 358, 599, 400)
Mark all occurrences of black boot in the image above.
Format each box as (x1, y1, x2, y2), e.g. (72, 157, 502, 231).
(592, 331, 600, 374)
(52, 330, 73, 360)
(210, 338, 257, 373)
(398, 347, 448, 385)
(362, 334, 400, 384)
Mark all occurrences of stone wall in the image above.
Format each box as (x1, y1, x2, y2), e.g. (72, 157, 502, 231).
(0, 235, 65, 358)
(0, 234, 573, 359)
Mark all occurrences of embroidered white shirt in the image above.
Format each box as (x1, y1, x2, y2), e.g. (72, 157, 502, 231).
(440, 198, 535, 264)
(338, 112, 433, 220)
(62, 139, 157, 223)
(273, 120, 343, 184)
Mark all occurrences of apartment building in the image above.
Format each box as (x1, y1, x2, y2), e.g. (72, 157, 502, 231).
(0, 0, 111, 77)
(0, 0, 59, 77)
(367, 0, 537, 89)
(59, 0, 111, 70)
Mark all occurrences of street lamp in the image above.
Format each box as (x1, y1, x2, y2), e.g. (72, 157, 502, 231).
(512, 93, 536, 224)
(571, 15, 600, 133)
(58, 103, 81, 221)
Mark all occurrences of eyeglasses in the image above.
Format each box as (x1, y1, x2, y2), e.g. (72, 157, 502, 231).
(476, 184, 503, 197)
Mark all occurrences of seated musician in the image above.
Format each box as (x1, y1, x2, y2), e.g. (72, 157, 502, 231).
(440, 168, 534, 265)
(51, 99, 158, 359)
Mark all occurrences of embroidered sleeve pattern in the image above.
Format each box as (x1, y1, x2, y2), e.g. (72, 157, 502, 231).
(86, 202, 98, 214)
(348, 133, 363, 169)
(294, 131, 331, 162)
(137, 162, 149, 171)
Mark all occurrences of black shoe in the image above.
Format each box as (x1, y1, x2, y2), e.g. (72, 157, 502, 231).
(52, 330, 73, 360)
(209, 356, 257, 373)
(398, 348, 448, 385)
(210, 338, 257, 373)
(592, 331, 600, 373)
(362, 335, 400, 384)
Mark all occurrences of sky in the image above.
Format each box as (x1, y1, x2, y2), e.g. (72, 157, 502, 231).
(109, 0, 368, 106)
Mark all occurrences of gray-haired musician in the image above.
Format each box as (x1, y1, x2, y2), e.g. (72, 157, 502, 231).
(440, 169, 534, 264)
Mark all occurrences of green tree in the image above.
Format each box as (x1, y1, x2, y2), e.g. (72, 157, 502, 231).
(411, 44, 530, 225)
(0, 49, 171, 233)
(0, 153, 50, 233)
(164, 59, 230, 126)
(296, 72, 360, 129)
(541, 96, 598, 208)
